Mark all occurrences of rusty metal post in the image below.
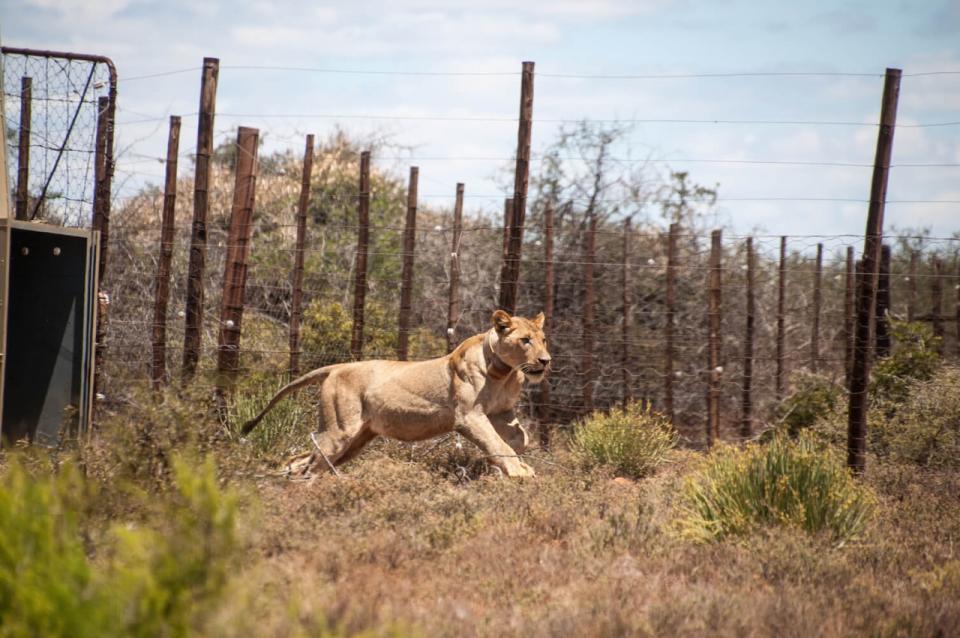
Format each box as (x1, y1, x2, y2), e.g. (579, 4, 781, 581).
(92, 95, 112, 281)
(664, 223, 678, 423)
(740, 236, 755, 439)
(446, 183, 465, 353)
(811, 243, 823, 372)
(350, 151, 371, 361)
(15, 77, 31, 221)
(707, 229, 723, 448)
(288, 134, 314, 377)
(908, 249, 919, 322)
(150, 116, 181, 390)
(91, 95, 112, 405)
(182, 57, 219, 382)
(622, 217, 634, 405)
(844, 246, 856, 386)
(776, 236, 787, 401)
(539, 202, 555, 444)
(499, 61, 535, 314)
(876, 245, 892, 358)
(215, 127, 259, 395)
(582, 211, 597, 414)
(397, 166, 419, 360)
(932, 257, 945, 352)
(848, 67, 901, 474)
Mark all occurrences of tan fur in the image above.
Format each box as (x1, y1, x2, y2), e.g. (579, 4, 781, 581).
(241, 311, 551, 477)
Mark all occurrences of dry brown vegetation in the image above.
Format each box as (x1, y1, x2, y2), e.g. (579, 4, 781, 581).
(12, 377, 946, 638)
(231, 448, 960, 637)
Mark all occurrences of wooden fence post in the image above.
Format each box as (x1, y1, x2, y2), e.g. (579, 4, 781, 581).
(848, 67, 901, 474)
(397, 166, 419, 360)
(707, 229, 723, 447)
(932, 257, 944, 352)
(15, 77, 31, 221)
(288, 134, 314, 377)
(664, 223, 678, 423)
(215, 126, 259, 394)
(499, 197, 514, 308)
(956, 262, 960, 357)
(582, 211, 597, 414)
(908, 249, 919, 322)
(622, 217, 634, 405)
(499, 60, 534, 314)
(776, 236, 787, 401)
(350, 151, 371, 361)
(150, 116, 181, 390)
(182, 57, 219, 381)
(845, 246, 856, 386)
(811, 242, 823, 372)
(539, 201, 555, 444)
(740, 236, 755, 439)
(446, 183, 465, 353)
(876, 244, 892, 358)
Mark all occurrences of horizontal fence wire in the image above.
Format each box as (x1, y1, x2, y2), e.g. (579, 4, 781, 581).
(99, 155, 960, 446)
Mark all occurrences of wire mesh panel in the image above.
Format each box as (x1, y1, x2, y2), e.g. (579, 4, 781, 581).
(2, 47, 116, 228)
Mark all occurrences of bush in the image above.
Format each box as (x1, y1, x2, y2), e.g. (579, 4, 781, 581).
(570, 401, 677, 478)
(679, 435, 874, 545)
(228, 373, 315, 458)
(871, 319, 941, 405)
(0, 455, 239, 637)
(872, 366, 960, 468)
(777, 371, 843, 436)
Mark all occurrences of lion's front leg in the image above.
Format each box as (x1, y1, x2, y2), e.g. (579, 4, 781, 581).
(456, 411, 535, 477)
(489, 410, 529, 455)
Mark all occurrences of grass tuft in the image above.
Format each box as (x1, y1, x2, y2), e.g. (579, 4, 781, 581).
(570, 401, 677, 478)
(679, 435, 874, 545)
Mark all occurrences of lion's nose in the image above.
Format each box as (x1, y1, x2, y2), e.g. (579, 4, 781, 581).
(538, 356, 552, 367)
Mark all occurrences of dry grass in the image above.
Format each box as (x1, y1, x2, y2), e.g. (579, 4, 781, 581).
(229, 441, 959, 637)
(4, 387, 959, 636)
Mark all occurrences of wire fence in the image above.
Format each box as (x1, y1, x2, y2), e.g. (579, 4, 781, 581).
(5, 51, 959, 448)
(2, 47, 116, 228)
(99, 153, 960, 446)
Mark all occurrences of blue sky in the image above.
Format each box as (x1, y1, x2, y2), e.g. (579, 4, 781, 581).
(3, 0, 959, 240)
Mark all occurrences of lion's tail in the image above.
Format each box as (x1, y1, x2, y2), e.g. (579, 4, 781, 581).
(240, 366, 335, 435)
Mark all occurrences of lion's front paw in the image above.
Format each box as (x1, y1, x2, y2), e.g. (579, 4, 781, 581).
(506, 461, 536, 478)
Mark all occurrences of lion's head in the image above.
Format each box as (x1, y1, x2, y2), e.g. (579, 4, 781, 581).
(491, 310, 551, 383)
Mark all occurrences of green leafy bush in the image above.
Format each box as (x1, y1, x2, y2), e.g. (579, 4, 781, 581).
(872, 319, 941, 405)
(680, 435, 874, 545)
(0, 455, 239, 637)
(872, 366, 960, 468)
(570, 401, 677, 478)
(777, 371, 843, 436)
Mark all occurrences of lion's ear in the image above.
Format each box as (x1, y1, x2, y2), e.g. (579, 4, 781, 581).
(492, 309, 512, 333)
(532, 312, 545, 329)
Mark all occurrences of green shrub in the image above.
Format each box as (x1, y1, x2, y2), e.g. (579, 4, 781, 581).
(0, 455, 239, 637)
(0, 460, 107, 637)
(872, 366, 960, 468)
(228, 373, 315, 457)
(679, 435, 874, 545)
(570, 401, 677, 478)
(777, 371, 843, 436)
(872, 319, 941, 405)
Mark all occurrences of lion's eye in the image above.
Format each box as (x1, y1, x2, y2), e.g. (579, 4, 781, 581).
(521, 337, 532, 346)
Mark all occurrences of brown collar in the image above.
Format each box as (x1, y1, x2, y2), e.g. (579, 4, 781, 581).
(487, 352, 515, 381)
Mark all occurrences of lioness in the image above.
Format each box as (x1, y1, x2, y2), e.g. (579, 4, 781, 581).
(241, 310, 551, 477)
